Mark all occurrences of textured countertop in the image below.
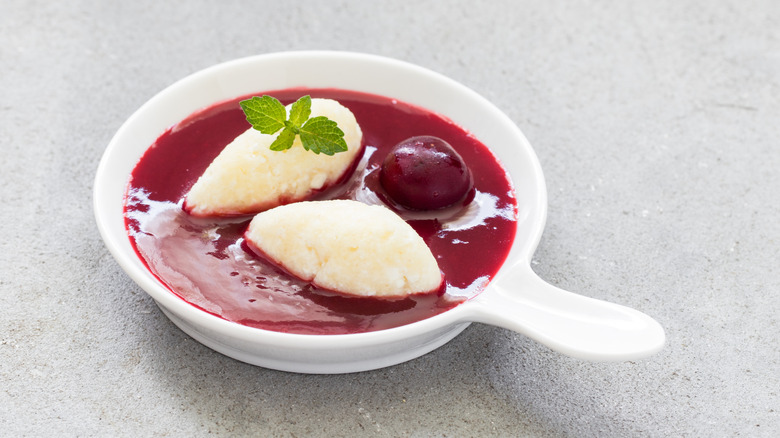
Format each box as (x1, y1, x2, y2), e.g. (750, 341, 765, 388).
(2, 1, 778, 436)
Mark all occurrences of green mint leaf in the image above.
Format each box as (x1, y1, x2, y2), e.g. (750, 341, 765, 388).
(239, 95, 287, 134)
(288, 95, 312, 128)
(299, 116, 349, 156)
(239, 94, 349, 155)
(269, 127, 296, 151)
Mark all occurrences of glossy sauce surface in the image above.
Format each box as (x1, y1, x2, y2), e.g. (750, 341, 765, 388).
(125, 89, 517, 334)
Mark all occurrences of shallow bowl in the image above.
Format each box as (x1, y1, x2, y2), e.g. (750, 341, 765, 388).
(94, 51, 664, 373)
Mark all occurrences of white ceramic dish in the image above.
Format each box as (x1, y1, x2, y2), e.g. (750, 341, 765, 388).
(94, 51, 665, 373)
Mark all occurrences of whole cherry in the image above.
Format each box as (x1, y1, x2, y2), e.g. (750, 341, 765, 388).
(379, 136, 473, 210)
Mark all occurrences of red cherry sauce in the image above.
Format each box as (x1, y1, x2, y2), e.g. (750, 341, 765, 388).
(124, 88, 517, 335)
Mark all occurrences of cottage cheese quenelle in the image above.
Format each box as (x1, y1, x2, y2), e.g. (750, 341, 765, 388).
(244, 199, 443, 298)
(184, 99, 364, 217)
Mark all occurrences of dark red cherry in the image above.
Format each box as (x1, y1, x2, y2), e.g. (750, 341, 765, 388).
(379, 136, 473, 210)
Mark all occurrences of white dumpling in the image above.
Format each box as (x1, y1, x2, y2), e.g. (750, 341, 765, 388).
(184, 98, 363, 217)
(244, 200, 443, 298)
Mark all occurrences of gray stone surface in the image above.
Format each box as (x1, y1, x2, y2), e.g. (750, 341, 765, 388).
(2, 0, 778, 436)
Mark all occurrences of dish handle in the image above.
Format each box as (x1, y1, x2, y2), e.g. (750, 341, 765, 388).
(466, 263, 665, 361)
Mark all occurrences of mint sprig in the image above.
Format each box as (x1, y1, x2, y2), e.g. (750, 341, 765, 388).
(239, 95, 349, 156)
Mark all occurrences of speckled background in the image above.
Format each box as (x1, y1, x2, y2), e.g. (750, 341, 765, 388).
(2, 1, 778, 436)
